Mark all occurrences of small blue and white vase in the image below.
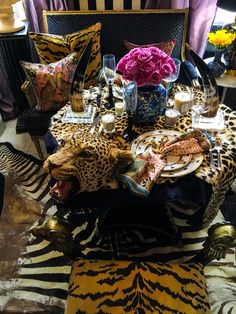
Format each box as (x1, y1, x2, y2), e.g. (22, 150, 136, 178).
(133, 84, 166, 126)
(207, 48, 226, 77)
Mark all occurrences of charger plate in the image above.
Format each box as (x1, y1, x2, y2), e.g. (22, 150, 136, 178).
(131, 130, 204, 177)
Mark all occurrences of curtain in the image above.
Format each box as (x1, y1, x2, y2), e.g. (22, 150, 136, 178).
(145, 0, 218, 58)
(0, 64, 17, 121)
(23, 0, 75, 33)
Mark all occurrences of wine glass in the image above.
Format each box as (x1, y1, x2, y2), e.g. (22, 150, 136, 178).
(122, 80, 139, 142)
(162, 58, 181, 107)
(103, 54, 116, 109)
(192, 85, 216, 116)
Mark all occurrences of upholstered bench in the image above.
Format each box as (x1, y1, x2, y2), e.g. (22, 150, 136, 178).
(65, 259, 210, 314)
(31, 217, 236, 314)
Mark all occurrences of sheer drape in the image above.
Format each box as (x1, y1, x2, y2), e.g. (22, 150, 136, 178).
(145, 0, 218, 58)
(23, 0, 75, 33)
(0, 64, 17, 121)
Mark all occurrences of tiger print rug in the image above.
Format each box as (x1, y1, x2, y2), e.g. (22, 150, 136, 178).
(0, 142, 235, 313)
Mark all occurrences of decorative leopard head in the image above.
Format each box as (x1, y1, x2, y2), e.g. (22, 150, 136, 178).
(43, 131, 134, 202)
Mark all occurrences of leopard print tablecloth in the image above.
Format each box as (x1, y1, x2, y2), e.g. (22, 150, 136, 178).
(50, 84, 236, 226)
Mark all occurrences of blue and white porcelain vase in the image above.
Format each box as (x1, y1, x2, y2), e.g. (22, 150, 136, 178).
(207, 48, 226, 77)
(133, 84, 166, 126)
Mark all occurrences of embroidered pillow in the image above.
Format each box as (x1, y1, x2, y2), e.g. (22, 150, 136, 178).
(21, 52, 78, 112)
(29, 23, 101, 88)
(124, 38, 176, 56)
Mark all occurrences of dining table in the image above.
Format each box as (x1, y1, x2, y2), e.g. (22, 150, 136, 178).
(49, 83, 236, 232)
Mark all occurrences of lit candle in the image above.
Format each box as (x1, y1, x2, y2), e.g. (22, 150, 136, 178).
(101, 113, 115, 133)
(164, 109, 179, 128)
(174, 91, 192, 115)
(115, 102, 125, 116)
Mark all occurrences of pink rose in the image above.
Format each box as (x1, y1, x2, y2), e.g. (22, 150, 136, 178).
(135, 71, 147, 86)
(149, 47, 169, 63)
(125, 59, 139, 75)
(154, 59, 163, 69)
(140, 61, 156, 74)
(122, 69, 134, 81)
(137, 49, 152, 63)
(166, 57, 176, 72)
(160, 63, 175, 78)
(148, 70, 162, 85)
(117, 59, 127, 72)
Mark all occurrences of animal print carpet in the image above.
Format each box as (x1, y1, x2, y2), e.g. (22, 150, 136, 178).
(0, 142, 235, 313)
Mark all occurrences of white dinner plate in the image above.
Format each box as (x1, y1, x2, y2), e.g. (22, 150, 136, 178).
(131, 130, 203, 177)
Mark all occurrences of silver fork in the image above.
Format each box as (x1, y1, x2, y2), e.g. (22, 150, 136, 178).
(209, 146, 216, 173)
(214, 139, 222, 171)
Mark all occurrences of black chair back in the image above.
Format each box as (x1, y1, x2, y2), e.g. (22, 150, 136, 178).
(43, 9, 188, 62)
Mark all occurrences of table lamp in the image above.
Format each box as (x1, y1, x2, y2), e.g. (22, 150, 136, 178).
(0, 0, 25, 33)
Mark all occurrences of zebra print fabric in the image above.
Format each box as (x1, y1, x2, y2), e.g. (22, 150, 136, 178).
(0, 142, 235, 313)
(74, 0, 147, 10)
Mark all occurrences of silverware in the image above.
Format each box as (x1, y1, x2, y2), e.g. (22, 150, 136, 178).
(96, 123, 103, 137)
(209, 147, 216, 173)
(89, 112, 101, 134)
(214, 139, 222, 171)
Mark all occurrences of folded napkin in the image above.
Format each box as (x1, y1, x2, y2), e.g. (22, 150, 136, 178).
(117, 129, 211, 198)
(158, 129, 211, 155)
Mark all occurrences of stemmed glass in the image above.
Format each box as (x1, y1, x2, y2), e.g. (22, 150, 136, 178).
(122, 80, 139, 142)
(162, 58, 181, 107)
(192, 85, 216, 116)
(103, 54, 116, 109)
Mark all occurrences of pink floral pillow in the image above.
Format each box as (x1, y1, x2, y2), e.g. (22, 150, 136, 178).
(21, 52, 78, 112)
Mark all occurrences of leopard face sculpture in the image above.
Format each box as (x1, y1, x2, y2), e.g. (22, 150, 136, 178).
(43, 132, 134, 202)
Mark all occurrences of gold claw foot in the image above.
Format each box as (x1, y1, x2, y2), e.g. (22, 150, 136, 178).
(203, 223, 236, 260)
(31, 217, 75, 257)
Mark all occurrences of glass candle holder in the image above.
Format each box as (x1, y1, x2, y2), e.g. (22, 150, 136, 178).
(174, 91, 192, 115)
(101, 113, 115, 133)
(164, 108, 179, 128)
(115, 101, 125, 116)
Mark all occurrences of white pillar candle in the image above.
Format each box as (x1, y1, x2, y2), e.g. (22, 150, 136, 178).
(164, 109, 179, 128)
(101, 113, 115, 133)
(115, 102, 125, 116)
(174, 91, 192, 115)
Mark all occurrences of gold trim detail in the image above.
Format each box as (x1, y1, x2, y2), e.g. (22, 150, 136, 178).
(225, 69, 236, 76)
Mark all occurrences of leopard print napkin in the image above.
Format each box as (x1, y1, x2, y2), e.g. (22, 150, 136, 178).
(118, 129, 211, 197)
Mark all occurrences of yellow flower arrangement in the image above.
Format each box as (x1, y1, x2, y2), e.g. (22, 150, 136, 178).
(208, 29, 236, 49)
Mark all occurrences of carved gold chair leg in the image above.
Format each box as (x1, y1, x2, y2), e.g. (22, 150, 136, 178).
(31, 217, 76, 258)
(31, 135, 45, 160)
(203, 223, 236, 260)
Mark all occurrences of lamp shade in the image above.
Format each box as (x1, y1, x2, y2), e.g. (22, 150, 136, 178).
(0, 0, 25, 33)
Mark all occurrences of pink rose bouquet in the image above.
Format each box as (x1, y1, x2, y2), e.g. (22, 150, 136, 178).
(117, 47, 176, 87)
